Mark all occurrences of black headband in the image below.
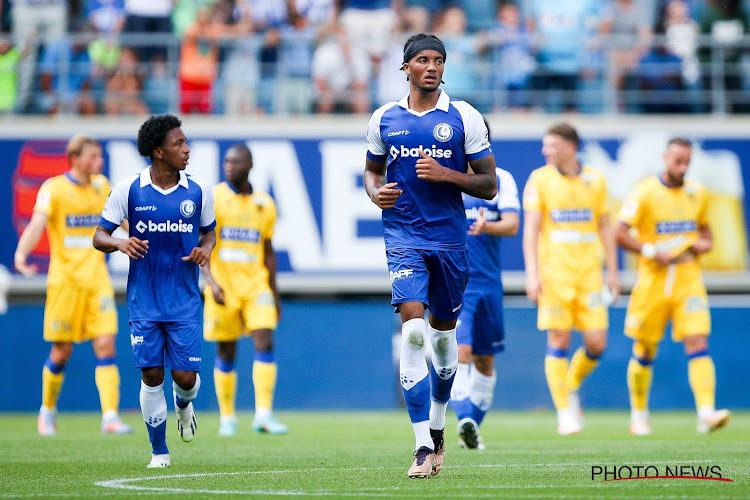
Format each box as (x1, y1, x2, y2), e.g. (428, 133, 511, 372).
(402, 37, 446, 65)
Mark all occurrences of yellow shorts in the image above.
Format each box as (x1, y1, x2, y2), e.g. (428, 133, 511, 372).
(43, 284, 117, 343)
(203, 286, 278, 342)
(538, 270, 607, 332)
(625, 262, 710, 343)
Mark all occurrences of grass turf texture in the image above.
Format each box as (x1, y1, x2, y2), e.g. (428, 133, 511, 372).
(1, 410, 747, 498)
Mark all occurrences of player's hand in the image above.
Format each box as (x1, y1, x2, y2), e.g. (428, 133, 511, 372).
(14, 253, 37, 277)
(415, 150, 449, 182)
(183, 246, 211, 266)
(690, 238, 712, 255)
(371, 182, 402, 209)
(654, 250, 673, 265)
(606, 272, 621, 303)
(525, 273, 541, 304)
(468, 207, 487, 235)
(117, 237, 149, 259)
(210, 283, 225, 305)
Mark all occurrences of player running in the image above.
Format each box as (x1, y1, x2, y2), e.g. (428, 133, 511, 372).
(202, 143, 287, 437)
(14, 134, 133, 436)
(522, 122, 620, 435)
(94, 114, 216, 468)
(615, 137, 731, 435)
(364, 33, 497, 478)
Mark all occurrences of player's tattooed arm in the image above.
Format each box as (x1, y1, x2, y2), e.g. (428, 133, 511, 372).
(415, 152, 497, 200)
(183, 228, 216, 266)
(364, 158, 402, 209)
(93, 224, 149, 259)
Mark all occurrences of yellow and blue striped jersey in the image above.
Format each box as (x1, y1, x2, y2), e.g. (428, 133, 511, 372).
(522, 164, 608, 275)
(211, 182, 276, 297)
(618, 176, 708, 270)
(34, 172, 111, 287)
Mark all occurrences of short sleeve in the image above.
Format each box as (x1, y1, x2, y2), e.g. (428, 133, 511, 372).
(453, 101, 491, 161)
(366, 104, 392, 161)
(497, 169, 520, 213)
(696, 186, 709, 228)
(200, 183, 216, 231)
(99, 175, 134, 230)
(262, 196, 277, 240)
(522, 170, 543, 213)
(34, 179, 54, 216)
(617, 183, 646, 228)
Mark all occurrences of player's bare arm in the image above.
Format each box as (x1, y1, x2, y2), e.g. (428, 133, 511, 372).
(183, 228, 216, 265)
(14, 211, 48, 276)
(264, 238, 282, 320)
(93, 223, 149, 259)
(614, 221, 673, 265)
(415, 151, 497, 200)
(199, 259, 225, 305)
(690, 225, 713, 255)
(364, 158, 402, 209)
(522, 209, 542, 303)
(598, 213, 621, 299)
(469, 207, 519, 236)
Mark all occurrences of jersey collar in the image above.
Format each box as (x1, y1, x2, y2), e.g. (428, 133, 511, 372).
(397, 89, 450, 116)
(140, 166, 189, 189)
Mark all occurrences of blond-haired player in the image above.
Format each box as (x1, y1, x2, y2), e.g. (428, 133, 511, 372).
(14, 135, 132, 436)
(202, 143, 286, 436)
(615, 137, 731, 435)
(522, 123, 620, 435)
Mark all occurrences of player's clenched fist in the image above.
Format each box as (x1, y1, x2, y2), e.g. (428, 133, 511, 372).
(182, 246, 211, 266)
(117, 237, 149, 259)
(415, 150, 449, 182)
(371, 182, 403, 209)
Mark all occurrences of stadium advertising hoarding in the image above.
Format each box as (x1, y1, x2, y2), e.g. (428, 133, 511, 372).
(1, 119, 748, 288)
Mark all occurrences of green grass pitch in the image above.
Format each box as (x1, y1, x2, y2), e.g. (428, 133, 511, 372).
(1, 410, 747, 498)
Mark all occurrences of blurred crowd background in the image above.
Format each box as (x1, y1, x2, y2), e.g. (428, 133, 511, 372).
(0, 0, 749, 117)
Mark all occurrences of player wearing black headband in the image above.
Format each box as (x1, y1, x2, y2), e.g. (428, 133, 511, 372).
(364, 32, 497, 478)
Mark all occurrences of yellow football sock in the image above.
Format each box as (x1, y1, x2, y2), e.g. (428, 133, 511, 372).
(95, 363, 121, 414)
(42, 365, 65, 410)
(545, 354, 569, 411)
(252, 361, 277, 413)
(627, 357, 653, 411)
(566, 347, 599, 392)
(688, 354, 715, 410)
(214, 368, 238, 417)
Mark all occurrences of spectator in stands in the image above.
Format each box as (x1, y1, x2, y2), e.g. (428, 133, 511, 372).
(435, 5, 484, 109)
(121, 0, 174, 63)
(36, 22, 99, 115)
(10, 0, 69, 112)
(103, 47, 149, 114)
(663, 0, 702, 111)
(275, 1, 318, 114)
(336, 0, 399, 60)
(178, 7, 223, 114)
(311, 29, 371, 113)
(0, 33, 33, 113)
(485, 2, 536, 111)
(526, 0, 607, 112)
(636, 29, 688, 113)
(87, 0, 125, 36)
(601, 0, 653, 97)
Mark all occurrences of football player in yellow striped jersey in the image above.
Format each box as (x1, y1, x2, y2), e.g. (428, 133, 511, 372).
(522, 123, 620, 435)
(14, 135, 132, 436)
(201, 143, 286, 436)
(615, 137, 730, 436)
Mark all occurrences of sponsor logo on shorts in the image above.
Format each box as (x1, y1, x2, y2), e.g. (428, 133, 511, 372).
(130, 334, 144, 346)
(390, 269, 414, 283)
(452, 303, 462, 312)
(189, 356, 201, 362)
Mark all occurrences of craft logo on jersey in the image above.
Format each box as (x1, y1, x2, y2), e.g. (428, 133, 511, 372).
(135, 219, 194, 233)
(551, 208, 593, 223)
(433, 123, 453, 142)
(180, 199, 196, 218)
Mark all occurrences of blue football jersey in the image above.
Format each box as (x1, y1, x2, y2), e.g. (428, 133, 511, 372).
(99, 167, 216, 322)
(366, 90, 493, 251)
(463, 168, 520, 288)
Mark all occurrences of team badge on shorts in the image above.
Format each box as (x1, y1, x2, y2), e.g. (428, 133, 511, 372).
(433, 123, 453, 142)
(180, 199, 196, 218)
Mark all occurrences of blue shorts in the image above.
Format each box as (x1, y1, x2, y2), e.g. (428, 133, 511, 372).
(130, 320, 202, 372)
(456, 287, 506, 355)
(387, 247, 469, 321)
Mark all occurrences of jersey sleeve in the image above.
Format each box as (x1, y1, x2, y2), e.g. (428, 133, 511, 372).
(366, 104, 392, 162)
(33, 179, 54, 216)
(696, 185, 710, 228)
(617, 182, 646, 228)
(497, 169, 520, 214)
(454, 101, 492, 161)
(200, 182, 216, 231)
(262, 196, 277, 240)
(522, 170, 543, 213)
(99, 176, 134, 230)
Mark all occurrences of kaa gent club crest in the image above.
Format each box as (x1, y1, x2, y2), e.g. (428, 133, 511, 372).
(433, 123, 453, 142)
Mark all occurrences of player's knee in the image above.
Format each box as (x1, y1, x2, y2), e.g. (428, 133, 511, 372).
(50, 342, 73, 364)
(252, 330, 273, 352)
(683, 334, 709, 355)
(546, 330, 570, 350)
(172, 370, 197, 390)
(92, 335, 116, 358)
(217, 341, 238, 362)
(457, 345, 472, 364)
(585, 340, 606, 359)
(632, 341, 658, 363)
(472, 355, 494, 375)
(141, 366, 165, 386)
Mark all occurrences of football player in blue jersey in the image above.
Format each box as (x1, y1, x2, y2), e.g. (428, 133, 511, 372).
(451, 120, 520, 451)
(363, 33, 497, 479)
(93, 114, 216, 468)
